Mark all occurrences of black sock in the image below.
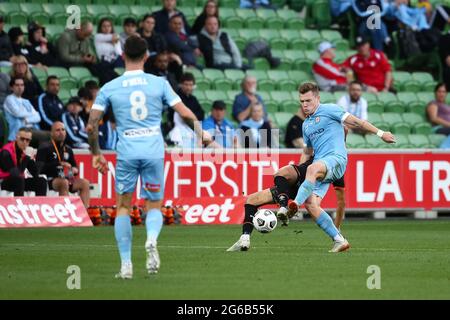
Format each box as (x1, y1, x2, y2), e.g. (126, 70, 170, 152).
(274, 176, 289, 207)
(242, 204, 258, 235)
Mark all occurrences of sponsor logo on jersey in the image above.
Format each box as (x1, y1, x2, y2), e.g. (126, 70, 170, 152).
(123, 126, 160, 138)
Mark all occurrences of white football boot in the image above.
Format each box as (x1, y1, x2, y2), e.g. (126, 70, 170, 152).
(115, 261, 133, 279)
(226, 234, 250, 252)
(329, 239, 350, 253)
(145, 240, 160, 274)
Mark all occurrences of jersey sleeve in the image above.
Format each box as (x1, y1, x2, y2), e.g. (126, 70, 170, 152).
(162, 80, 182, 108)
(327, 104, 350, 124)
(302, 122, 312, 148)
(92, 85, 111, 113)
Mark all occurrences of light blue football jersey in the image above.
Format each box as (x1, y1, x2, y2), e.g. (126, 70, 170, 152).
(302, 103, 349, 162)
(92, 70, 181, 160)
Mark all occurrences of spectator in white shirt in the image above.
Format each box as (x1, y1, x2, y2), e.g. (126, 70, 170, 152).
(94, 18, 124, 68)
(337, 81, 368, 135)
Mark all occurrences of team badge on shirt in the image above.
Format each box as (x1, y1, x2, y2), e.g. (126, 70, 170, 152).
(315, 117, 320, 123)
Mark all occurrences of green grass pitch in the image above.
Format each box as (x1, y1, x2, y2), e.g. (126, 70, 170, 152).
(0, 220, 449, 299)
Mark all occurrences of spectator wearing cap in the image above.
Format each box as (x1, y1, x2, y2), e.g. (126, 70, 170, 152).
(26, 21, 58, 68)
(120, 17, 139, 51)
(37, 75, 64, 131)
(167, 72, 204, 131)
(61, 97, 89, 149)
(202, 100, 238, 148)
(153, 0, 191, 35)
(343, 36, 394, 93)
(0, 15, 14, 66)
(312, 41, 351, 92)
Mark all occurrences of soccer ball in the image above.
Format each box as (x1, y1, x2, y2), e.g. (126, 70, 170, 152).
(252, 209, 277, 233)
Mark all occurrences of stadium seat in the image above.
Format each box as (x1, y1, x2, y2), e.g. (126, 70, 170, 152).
(265, 101, 279, 113)
(402, 112, 425, 126)
(270, 91, 292, 104)
(320, 30, 343, 43)
(381, 112, 403, 127)
(108, 5, 131, 24)
(236, 8, 257, 20)
(195, 78, 211, 91)
(256, 79, 274, 91)
(346, 134, 366, 148)
(213, 78, 234, 91)
(202, 69, 224, 81)
(86, 5, 114, 23)
(368, 113, 389, 131)
(31, 67, 48, 80)
(246, 70, 268, 81)
(45, 24, 65, 42)
(130, 6, 151, 20)
(20, 3, 50, 24)
(384, 100, 405, 114)
(320, 92, 335, 104)
(47, 67, 70, 79)
(428, 134, 447, 147)
(365, 134, 388, 148)
(258, 91, 271, 102)
(408, 134, 434, 148)
(226, 90, 240, 101)
(273, 112, 292, 128)
(59, 77, 78, 90)
(184, 67, 203, 80)
(287, 70, 312, 83)
(411, 72, 437, 92)
(278, 79, 298, 91)
(390, 122, 411, 134)
(394, 134, 413, 148)
(416, 92, 434, 104)
(204, 90, 228, 102)
(267, 70, 288, 82)
(59, 89, 71, 104)
(69, 67, 93, 83)
(412, 122, 432, 135)
(279, 100, 299, 113)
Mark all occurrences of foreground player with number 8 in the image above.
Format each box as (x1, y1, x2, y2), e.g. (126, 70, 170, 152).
(87, 36, 213, 279)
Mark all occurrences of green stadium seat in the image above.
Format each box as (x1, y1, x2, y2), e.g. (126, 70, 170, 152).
(219, 8, 236, 19)
(392, 71, 411, 91)
(259, 91, 271, 102)
(333, 39, 350, 51)
(184, 67, 203, 80)
(381, 112, 403, 126)
(267, 70, 288, 82)
(223, 16, 244, 29)
(265, 101, 279, 113)
(408, 134, 434, 148)
(320, 92, 335, 103)
(246, 70, 268, 80)
(204, 90, 228, 102)
(309, 0, 332, 29)
(299, 30, 322, 49)
(384, 100, 405, 113)
(394, 134, 413, 148)
(258, 29, 281, 41)
(256, 9, 284, 29)
(270, 91, 292, 103)
(365, 134, 388, 148)
(287, 70, 312, 83)
(412, 72, 437, 92)
(428, 134, 447, 147)
(238, 29, 260, 42)
(252, 58, 271, 70)
(278, 79, 298, 91)
(283, 50, 305, 62)
(69, 67, 92, 82)
(45, 24, 66, 42)
(202, 69, 224, 81)
(130, 6, 151, 19)
(277, 9, 304, 29)
(402, 80, 421, 92)
(86, 5, 114, 23)
(279, 100, 299, 113)
(220, 0, 238, 8)
(31, 67, 48, 80)
(59, 89, 71, 104)
(377, 91, 398, 105)
(236, 8, 257, 19)
(412, 122, 432, 135)
(368, 113, 389, 131)
(304, 50, 320, 62)
(47, 67, 70, 78)
(346, 134, 366, 148)
(245, 16, 265, 29)
(274, 112, 293, 128)
(59, 77, 78, 90)
(108, 5, 131, 23)
(416, 92, 434, 104)
(320, 30, 342, 42)
(213, 78, 234, 91)
(258, 79, 275, 91)
(20, 3, 50, 24)
(226, 90, 240, 101)
(390, 122, 411, 134)
(402, 112, 425, 126)
(195, 78, 211, 91)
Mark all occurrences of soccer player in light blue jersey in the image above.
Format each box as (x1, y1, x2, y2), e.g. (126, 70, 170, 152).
(86, 36, 213, 279)
(279, 82, 396, 253)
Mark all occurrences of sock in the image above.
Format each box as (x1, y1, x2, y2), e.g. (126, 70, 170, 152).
(294, 180, 315, 205)
(242, 204, 258, 235)
(145, 208, 163, 244)
(274, 176, 289, 208)
(316, 210, 344, 241)
(114, 215, 132, 264)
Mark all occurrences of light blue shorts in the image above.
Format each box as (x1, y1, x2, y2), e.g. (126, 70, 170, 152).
(312, 156, 347, 199)
(115, 158, 164, 201)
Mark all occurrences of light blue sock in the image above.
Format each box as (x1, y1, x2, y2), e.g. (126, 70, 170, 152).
(294, 180, 315, 205)
(145, 209, 163, 243)
(114, 215, 132, 263)
(316, 210, 341, 240)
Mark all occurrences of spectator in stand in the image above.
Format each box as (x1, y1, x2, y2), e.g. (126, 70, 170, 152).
(285, 108, 306, 148)
(439, 34, 450, 90)
(57, 21, 117, 85)
(191, 0, 219, 35)
(343, 36, 394, 93)
(26, 21, 58, 68)
(78, 81, 99, 124)
(417, 0, 450, 31)
(165, 14, 201, 68)
(0, 15, 13, 66)
(94, 18, 124, 69)
(330, 0, 353, 19)
(0, 127, 47, 196)
(154, 0, 191, 35)
(146, 50, 182, 90)
(337, 81, 368, 134)
(61, 97, 89, 149)
(120, 17, 139, 51)
(0, 72, 10, 109)
(138, 14, 168, 58)
(8, 27, 29, 59)
(9, 55, 43, 106)
(202, 100, 238, 148)
(36, 121, 90, 208)
(168, 112, 201, 148)
(240, 0, 276, 9)
(232, 75, 267, 123)
(197, 16, 242, 70)
(351, 0, 392, 51)
(313, 41, 351, 92)
(99, 120, 118, 151)
(37, 75, 64, 131)
(239, 103, 272, 148)
(427, 83, 450, 135)
(3, 77, 42, 143)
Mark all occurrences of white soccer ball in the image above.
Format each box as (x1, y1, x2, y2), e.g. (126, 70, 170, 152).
(252, 209, 277, 233)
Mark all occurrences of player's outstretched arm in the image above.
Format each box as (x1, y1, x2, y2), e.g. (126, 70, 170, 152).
(172, 102, 218, 147)
(344, 114, 396, 144)
(86, 109, 108, 174)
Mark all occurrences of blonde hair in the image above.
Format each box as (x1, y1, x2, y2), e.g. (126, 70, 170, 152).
(10, 55, 33, 81)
